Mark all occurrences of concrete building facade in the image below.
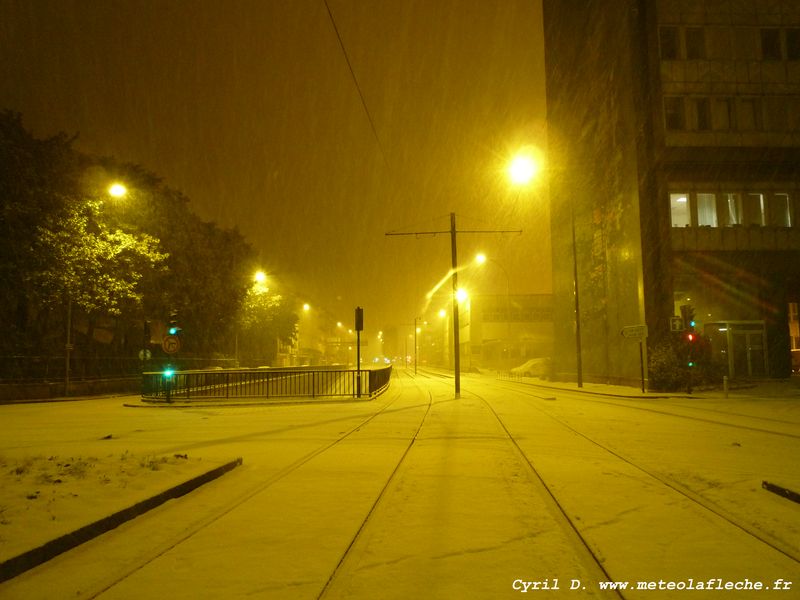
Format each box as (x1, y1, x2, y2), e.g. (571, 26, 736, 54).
(543, 0, 800, 385)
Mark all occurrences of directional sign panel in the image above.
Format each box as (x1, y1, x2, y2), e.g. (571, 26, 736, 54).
(621, 325, 648, 339)
(162, 335, 181, 354)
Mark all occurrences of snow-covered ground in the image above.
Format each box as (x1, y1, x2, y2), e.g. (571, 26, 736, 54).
(0, 451, 215, 561)
(0, 373, 797, 599)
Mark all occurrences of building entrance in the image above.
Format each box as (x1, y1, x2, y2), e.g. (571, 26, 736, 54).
(704, 321, 768, 379)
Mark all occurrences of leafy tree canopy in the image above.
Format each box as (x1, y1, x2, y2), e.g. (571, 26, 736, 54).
(0, 111, 293, 372)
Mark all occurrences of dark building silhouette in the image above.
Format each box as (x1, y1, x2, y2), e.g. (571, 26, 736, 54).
(543, 0, 800, 385)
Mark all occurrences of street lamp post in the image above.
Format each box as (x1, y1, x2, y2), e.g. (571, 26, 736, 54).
(386, 152, 532, 398)
(65, 182, 129, 396)
(414, 317, 420, 374)
(571, 206, 583, 387)
(507, 149, 584, 387)
(64, 297, 73, 396)
(236, 270, 269, 367)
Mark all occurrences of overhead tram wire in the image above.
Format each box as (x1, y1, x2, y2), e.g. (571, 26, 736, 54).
(323, 0, 389, 171)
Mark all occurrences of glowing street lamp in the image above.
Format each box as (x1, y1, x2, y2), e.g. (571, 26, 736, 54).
(235, 270, 270, 365)
(508, 154, 539, 186)
(108, 182, 128, 198)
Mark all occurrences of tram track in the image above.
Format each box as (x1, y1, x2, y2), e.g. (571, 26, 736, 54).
(467, 389, 626, 599)
(13, 373, 434, 599)
(317, 375, 624, 600)
(475, 383, 800, 568)
(316, 379, 433, 599)
(495, 378, 800, 439)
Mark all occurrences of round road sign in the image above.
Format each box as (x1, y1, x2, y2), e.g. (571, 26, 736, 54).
(162, 335, 181, 354)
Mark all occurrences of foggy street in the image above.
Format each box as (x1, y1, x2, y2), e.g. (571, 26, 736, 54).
(1, 371, 798, 599)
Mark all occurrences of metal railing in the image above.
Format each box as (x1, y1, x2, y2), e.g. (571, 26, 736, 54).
(141, 365, 392, 403)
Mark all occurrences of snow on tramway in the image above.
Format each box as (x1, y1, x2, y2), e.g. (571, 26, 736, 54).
(1, 373, 797, 598)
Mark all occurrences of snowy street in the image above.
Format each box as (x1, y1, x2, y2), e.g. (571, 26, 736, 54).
(1, 371, 798, 599)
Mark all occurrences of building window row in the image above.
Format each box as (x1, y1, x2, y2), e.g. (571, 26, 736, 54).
(659, 25, 800, 62)
(663, 95, 800, 132)
(670, 190, 796, 228)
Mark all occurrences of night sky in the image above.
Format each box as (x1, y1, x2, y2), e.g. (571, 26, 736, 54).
(0, 0, 550, 334)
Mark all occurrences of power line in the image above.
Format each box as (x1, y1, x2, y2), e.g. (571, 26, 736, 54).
(323, 0, 389, 170)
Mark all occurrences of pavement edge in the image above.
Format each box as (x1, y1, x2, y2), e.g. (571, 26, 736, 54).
(0, 457, 243, 583)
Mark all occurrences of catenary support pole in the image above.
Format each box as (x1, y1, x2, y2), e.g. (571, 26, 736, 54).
(451, 213, 461, 398)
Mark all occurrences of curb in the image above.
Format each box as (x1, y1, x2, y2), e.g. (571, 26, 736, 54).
(0, 457, 243, 583)
(124, 394, 381, 408)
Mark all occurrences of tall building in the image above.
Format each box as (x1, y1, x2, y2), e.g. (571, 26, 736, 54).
(543, 0, 800, 385)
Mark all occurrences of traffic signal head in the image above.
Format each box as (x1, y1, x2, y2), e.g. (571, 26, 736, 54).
(680, 304, 696, 331)
(168, 309, 181, 335)
(685, 331, 698, 367)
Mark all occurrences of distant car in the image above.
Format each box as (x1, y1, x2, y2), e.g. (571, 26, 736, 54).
(510, 358, 549, 378)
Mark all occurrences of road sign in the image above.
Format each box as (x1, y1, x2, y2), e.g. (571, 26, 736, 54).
(138, 349, 152, 361)
(670, 316, 684, 331)
(621, 325, 648, 339)
(162, 335, 181, 354)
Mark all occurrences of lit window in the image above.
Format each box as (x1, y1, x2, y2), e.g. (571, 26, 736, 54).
(697, 193, 717, 226)
(664, 97, 685, 130)
(760, 29, 782, 60)
(722, 193, 742, 226)
(670, 193, 690, 227)
(772, 193, 792, 227)
(744, 193, 765, 226)
(685, 28, 706, 59)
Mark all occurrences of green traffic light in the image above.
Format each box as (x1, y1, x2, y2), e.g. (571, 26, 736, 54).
(163, 368, 175, 378)
(168, 327, 178, 335)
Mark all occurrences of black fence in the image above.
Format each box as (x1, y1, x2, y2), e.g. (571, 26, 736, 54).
(141, 365, 392, 403)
